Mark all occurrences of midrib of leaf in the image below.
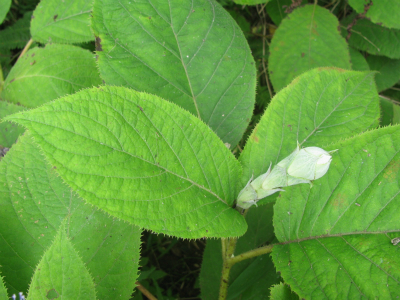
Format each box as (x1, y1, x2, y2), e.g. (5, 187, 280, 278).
(307, 3, 317, 67)
(24, 106, 228, 204)
(168, 0, 200, 118)
(298, 72, 376, 145)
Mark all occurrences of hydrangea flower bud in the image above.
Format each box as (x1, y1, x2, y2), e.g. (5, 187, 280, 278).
(236, 143, 336, 210)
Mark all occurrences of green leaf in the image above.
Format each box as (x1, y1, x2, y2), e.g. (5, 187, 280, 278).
(0, 0, 11, 25)
(272, 125, 400, 299)
(0, 274, 8, 300)
(5, 86, 246, 239)
(269, 4, 351, 91)
(233, 0, 271, 5)
(239, 68, 379, 189)
(381, 89, 400, 126)
(0, 100, 25, 147)
(30, 0, 94, 44)
(0, 133, 142, 299)
(200, 203, 279, 299)
(265, 0, 307, 26)
(0, 12, 32, 51)
(342, 14, 400, 59)
(270, 283, 299, 300)
(349, 47, 369, 71)
(91, 0, 256, 147)
(379, 96, 395, 127)
(348, 0, 400, 30)
(366, 55, 400, 92)
(1, 44, 101, 108)
(27, 222, 97, 300)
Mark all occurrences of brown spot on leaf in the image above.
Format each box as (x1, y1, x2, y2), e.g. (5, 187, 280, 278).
(252, 127, 259, 143)
(301, 52, 305, 57)
(10, 78, 15, 83)
(95, 36, 103, 51)
(53, 14, 58, 21)
(383, 160, 400, 183)
(30, 60, 36, 66)
(332, 193, 348, 209)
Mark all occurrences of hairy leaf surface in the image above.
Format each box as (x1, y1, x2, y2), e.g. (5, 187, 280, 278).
(91, 0, 256, 146)
(342, 15, 400, 59)
(269, 5, 351, 91)
(0, 133, 141, 299)
(273, 125, 400, 299)
(348, 0, 400, 30)
(27, 222, 97, 300)
(1, 44, 101, 108)
(0, 101, 25, 147)
(270, 283, 300, 300)
(239, 68, 379, 189)
(0, 275, 7, 300)
(31, 0, 94, 43)
(5, 86, 246, 238)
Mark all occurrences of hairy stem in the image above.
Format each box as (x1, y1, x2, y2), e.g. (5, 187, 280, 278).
(218, 237, 238, 300)
(135, 281, 157, 300)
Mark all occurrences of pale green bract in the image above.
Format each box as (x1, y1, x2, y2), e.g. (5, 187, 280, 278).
(5, 86, 247, 239)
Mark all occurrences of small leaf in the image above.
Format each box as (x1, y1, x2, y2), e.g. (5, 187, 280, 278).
(91, 0, 256, 146)
(0, 100, 25, 147)
(342, 14, 400, 59)
(349, 47, 369, 71)
(1, 44, 102, 108)
(269, 4, 351, 91)
(5, 86, 246, 239)
(0, 0, 11, 25)
(0, 12, 32, 51)
(265, 0, 307, 26)
(233, 0, 271, 5)
(272, 125, 400, 299)
(27, 222, 97, 300)
(348, 0, 400, 30)
(239, 68, 379, 188)
(0, 133, 142, 299)
(366, 55, 400, 92)
(270, 283, 299, 300)
(31, 0, 94, 44)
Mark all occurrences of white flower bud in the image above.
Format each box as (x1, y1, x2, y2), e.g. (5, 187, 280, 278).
(287, 146, 335, 180)
(236, 143, 336, 210)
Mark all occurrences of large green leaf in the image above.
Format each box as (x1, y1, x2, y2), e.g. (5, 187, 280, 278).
(27, 222, 97, 300)
(268, 4, 351, 91)
(272, 125, 400, 299)
(348, 0, 400, 30)
(5, 86, 246, 239)
(239, 68, 379, 189)
(1, 44, 101, 108)
(0, 0, 11, 25)
(200, 203, 279, 299)
(91, 0, 256, 147)
(0, 100, 25, 147)
(366, 55, 400, 92)
(0, 133, 142, 299)
(0, 12, 32, 51)
(342, 14, 400, 59)
(30, 0, 94, 44)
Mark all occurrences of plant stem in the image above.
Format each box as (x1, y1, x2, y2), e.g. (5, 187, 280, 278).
(218, 237, 238, 300)
(218, 240, 274, 300)
(18, 38, 33, 60)
(135, 281, 157, 300)
(229, 244, 273, 265)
